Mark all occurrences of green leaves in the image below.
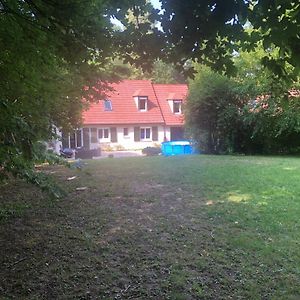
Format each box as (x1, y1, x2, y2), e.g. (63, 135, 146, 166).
(145, 1, 300, 80)
(186, 65, 242, 154)
(0, 0, 156, 189)
(187, 48, 300, 155)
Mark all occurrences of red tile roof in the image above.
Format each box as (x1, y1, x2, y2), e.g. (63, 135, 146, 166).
(82, 80, 164, 125)
(82, 80, 188, 126)
(152, 83, 188, 126)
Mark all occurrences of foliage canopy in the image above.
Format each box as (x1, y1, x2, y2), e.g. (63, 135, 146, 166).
(0, 0, 158, 187)
(157, 0, 300, 79)
(187, 55, 300, 154)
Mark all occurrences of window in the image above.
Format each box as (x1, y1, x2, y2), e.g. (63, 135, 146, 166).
(76, 130, 82, 147)
(63, 129, 83, 149)
(173, 100, 182, 114)
(70, 133, 76, 148)
(104, 129, 109, 139)
(140, 127, 151, 140)
(138, 97, 147, 111)
(123, 128, 129, 137)
(104, 99, 112, 111)
(98, 128, 109, 140)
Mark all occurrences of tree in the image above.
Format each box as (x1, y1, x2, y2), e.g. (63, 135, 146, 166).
(151, 59, 186, 84)
(158, 0, 300, 79)
(105, 57, 186, 83)
(186, 65, 247, 154)
(241, 90, 300, 154)
(187, 48, 300, 155)
(233, 45, 300, 153)
(0, 0, 157, 189)
(111, 0, 165, 71)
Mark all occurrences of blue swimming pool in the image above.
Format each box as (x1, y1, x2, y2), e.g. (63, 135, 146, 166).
(161, 140, 193, 156)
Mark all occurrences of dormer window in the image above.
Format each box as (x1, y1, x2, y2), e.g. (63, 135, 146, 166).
(104, 99, 112, 111)
(138, 96, 147, 111)
(173, 100, 182, 114)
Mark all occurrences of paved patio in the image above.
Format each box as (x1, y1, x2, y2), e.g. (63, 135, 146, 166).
(95, 150, 144, 159)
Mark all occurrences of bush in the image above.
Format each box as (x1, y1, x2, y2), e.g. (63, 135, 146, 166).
(142, 147, 161, 156)
(101, 144, 114, 152)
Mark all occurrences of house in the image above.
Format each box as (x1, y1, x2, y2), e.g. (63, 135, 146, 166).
(61, 80, 188, 151)
(153, 83, 187, 141)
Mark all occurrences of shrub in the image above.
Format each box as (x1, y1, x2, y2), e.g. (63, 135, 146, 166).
(142, 147, 161, 156)
(101, 144, 114, 152)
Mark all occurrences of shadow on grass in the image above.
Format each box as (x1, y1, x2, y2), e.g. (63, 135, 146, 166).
(0, 155, 300, 299)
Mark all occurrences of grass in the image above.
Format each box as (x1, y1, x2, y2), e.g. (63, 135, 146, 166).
(1, 155, 300, 299)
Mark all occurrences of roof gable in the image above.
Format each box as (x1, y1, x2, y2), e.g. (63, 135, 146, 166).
(152, 83, 188, 126)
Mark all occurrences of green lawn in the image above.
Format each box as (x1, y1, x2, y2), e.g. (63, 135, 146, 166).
(1, 155, 300, 299)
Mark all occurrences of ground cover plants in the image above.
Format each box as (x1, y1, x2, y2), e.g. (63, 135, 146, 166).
(1, 155, 300, 299)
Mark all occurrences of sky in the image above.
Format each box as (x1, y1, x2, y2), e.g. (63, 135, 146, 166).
(151, 0, 162, 10)
(111, 0, 163, 30)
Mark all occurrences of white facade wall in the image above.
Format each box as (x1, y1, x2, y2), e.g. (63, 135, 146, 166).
(165, 126, 171, 142)
(58, 125, 177, 152)
(48, 126, 62, 154)
(88, 125, 169, 150)
(53, 131, 62, 154)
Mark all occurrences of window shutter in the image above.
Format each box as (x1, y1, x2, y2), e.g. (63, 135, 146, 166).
(152, 126, 158, 141)
(110, 127, 117, 143)
(98, 129, 103, 139)
(134, 127, 140, 141)
(91, 128, 97, 143)
(83, 128, 90, 150)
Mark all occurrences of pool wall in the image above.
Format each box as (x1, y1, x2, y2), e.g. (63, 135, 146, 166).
(161, 141, 194, 156)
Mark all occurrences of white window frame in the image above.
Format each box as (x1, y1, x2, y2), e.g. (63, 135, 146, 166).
(173, 100, 182, 114)
(140, 127, 151, 141)
(98, 128, 110, 141)
(138, 96, 148, 111)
